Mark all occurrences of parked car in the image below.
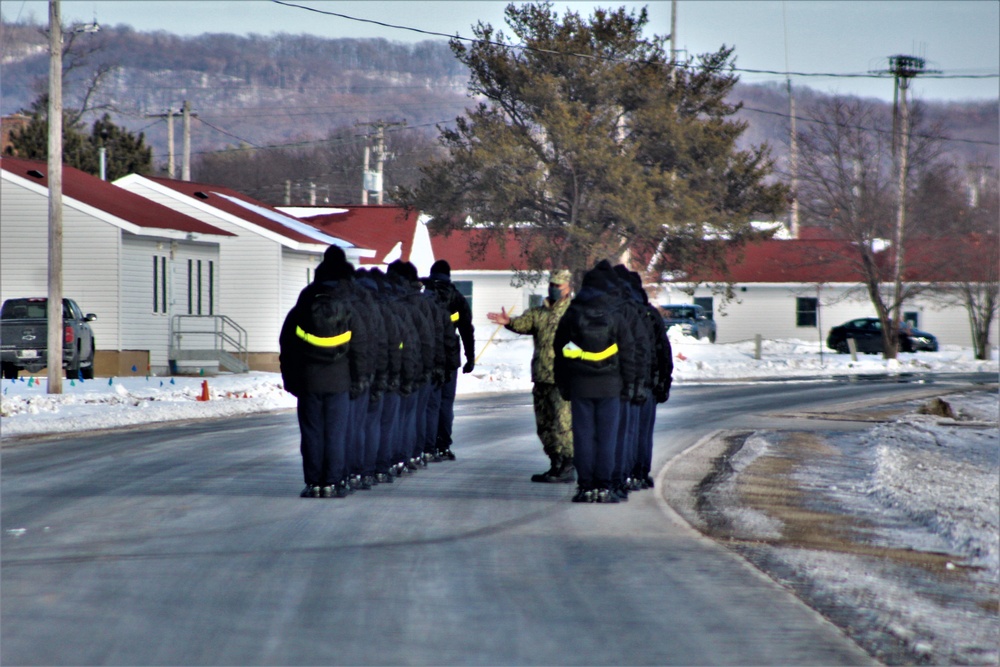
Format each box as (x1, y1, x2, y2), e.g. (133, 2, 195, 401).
(660, 304, 716, 342)
(0, 297, 97, 379)
(826, 317, 938, 354)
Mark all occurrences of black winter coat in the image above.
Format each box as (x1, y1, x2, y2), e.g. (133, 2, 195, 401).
(279, 279, 367, 396)
(553, 286, 636, 400)
(423, 277, 475, 370)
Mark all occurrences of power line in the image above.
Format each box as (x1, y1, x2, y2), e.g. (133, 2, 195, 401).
(740, 104, 999, 147)
(270, 0, 1000, 82)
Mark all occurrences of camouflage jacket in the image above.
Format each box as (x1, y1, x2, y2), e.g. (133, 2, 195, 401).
(505, 297, 571, 384)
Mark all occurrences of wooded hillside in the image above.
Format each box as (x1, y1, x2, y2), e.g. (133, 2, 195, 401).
(2, 17, 996, 206)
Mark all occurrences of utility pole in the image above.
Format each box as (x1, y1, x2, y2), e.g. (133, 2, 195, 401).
(670, 0, 677, 64)
(876, 54, 933, 356)
(146, 107, 188, 178)
(361, 145, 370, 205)
(782, 2, 799, 237)
(356, 119, 405, 204)
(182, 100, 192, 181)
(47, 0, 64, 394)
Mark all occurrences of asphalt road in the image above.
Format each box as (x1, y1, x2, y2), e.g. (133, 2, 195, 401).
(3, 375, 989, 665)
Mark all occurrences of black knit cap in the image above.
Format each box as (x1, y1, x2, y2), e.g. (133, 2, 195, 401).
(317, 244, 354, 281)
(430, 259, 451, 277)
(387, 259, 419, 283)
(581, 259, 616, 291)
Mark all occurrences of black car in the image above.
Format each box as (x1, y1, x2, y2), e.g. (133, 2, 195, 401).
(826, 318, 938, 354)
(660, 304, 717, 342)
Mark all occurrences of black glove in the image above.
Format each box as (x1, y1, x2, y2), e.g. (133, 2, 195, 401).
(653, 382, 670, 404)
(462, 359, 475, 374)
(369, 388, 383, 404)
(349, 380, 369, 400)
(630, 385, 648, 406)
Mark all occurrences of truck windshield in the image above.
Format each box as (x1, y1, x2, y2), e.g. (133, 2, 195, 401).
(0, 299, 71, 319)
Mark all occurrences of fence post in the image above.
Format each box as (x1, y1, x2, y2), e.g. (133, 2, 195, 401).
(754, 334, 762, 360)
(847, 337, 858, 362)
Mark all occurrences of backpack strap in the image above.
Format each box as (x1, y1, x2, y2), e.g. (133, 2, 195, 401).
(561, 340, 619, 362)
(296, 326, 352, 348)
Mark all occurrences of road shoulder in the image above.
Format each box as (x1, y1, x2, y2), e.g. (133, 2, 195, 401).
(660, 386, 1000, 666)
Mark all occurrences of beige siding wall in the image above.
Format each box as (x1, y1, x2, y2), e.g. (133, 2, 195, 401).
(116, 179, 320, 353)
(452, 271, 543, 344)
(121, 235, 221, 371)
(682, 283, 998, 348)
(1, 178, 122, 349)
(279, 249, 322, 343)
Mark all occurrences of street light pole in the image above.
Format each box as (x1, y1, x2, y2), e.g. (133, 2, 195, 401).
(47, 0, 64, 394)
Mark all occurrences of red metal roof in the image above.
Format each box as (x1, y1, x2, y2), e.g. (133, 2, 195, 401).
(680, 234, 995, 284)
(302, 205, 420, 264)
(145, 176, 331, 245)
(701, 239, 869, 283)
(1, 157, 232, 236)
(429, 228, 530, 271)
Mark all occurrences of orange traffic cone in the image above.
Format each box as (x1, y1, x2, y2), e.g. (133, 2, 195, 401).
(197, 380, 210, 401)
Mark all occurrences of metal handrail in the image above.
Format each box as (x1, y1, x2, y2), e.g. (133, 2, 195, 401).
(170, 314, 249, 371)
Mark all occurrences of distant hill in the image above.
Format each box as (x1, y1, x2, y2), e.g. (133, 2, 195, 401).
(2, 18, 996, 201)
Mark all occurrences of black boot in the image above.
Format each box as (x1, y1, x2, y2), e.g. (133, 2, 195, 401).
(550, 455, 577, 483)
(531, 455, 560, 483)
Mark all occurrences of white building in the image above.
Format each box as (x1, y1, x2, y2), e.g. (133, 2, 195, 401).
(116, 175, 373, 371)
(1, 157, 233, 375)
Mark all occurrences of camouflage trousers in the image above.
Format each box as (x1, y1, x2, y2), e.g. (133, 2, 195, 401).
(532, 382, 573, 459)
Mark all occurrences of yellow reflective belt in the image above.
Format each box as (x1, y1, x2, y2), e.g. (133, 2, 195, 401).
(296, 326, 352, 348)
(450, 311, 460, 322)
(561, 342, 618, 362)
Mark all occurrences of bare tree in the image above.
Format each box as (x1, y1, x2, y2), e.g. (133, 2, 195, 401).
(795, 96, 957, 359)
(921, 172, 999, 359)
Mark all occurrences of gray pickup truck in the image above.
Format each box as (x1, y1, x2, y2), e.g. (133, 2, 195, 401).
(0, 298, 97, 380)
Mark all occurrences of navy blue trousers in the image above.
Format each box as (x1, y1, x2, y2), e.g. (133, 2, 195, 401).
(613, 398, 641, 485)
(297, 391, 350, 486)
(347, 389, 369, 477)
(414, 383, 432, 458)
(363, 395, 383, 477)
(635, 389, 656, 478)
(571, 396, 620, 490)
(436, 369, 458, 451)
(398, 391, 419, 462)
(377, 392, 400, 473)
(424, 382, 443, 455)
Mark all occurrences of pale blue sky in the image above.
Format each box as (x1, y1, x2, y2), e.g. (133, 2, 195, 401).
(5, 1, 998, 102)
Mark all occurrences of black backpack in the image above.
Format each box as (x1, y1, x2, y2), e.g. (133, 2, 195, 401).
(566, 303, 618, 369)
(295, 286, 352, 363)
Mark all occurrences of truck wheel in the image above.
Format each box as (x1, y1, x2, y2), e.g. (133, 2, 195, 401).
(1, 362, 18, 380)
(81, 345, 95, 379)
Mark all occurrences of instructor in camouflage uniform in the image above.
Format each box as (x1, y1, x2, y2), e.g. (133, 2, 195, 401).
(487, 270, 574, 483)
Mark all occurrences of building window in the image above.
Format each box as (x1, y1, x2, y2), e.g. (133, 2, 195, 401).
(797, 297, 818, 327)
(187, 259, 194, 314)
(197, 260, 203, 315)
(153, 256, 159, 313)
(904, 311, 919, 328)
(208, 261, 214, 315)
(153, 255, 167, 314)
(454, 280, 473, 313)
(528, 294, 544, 308)
(694, 296, 714, 318)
